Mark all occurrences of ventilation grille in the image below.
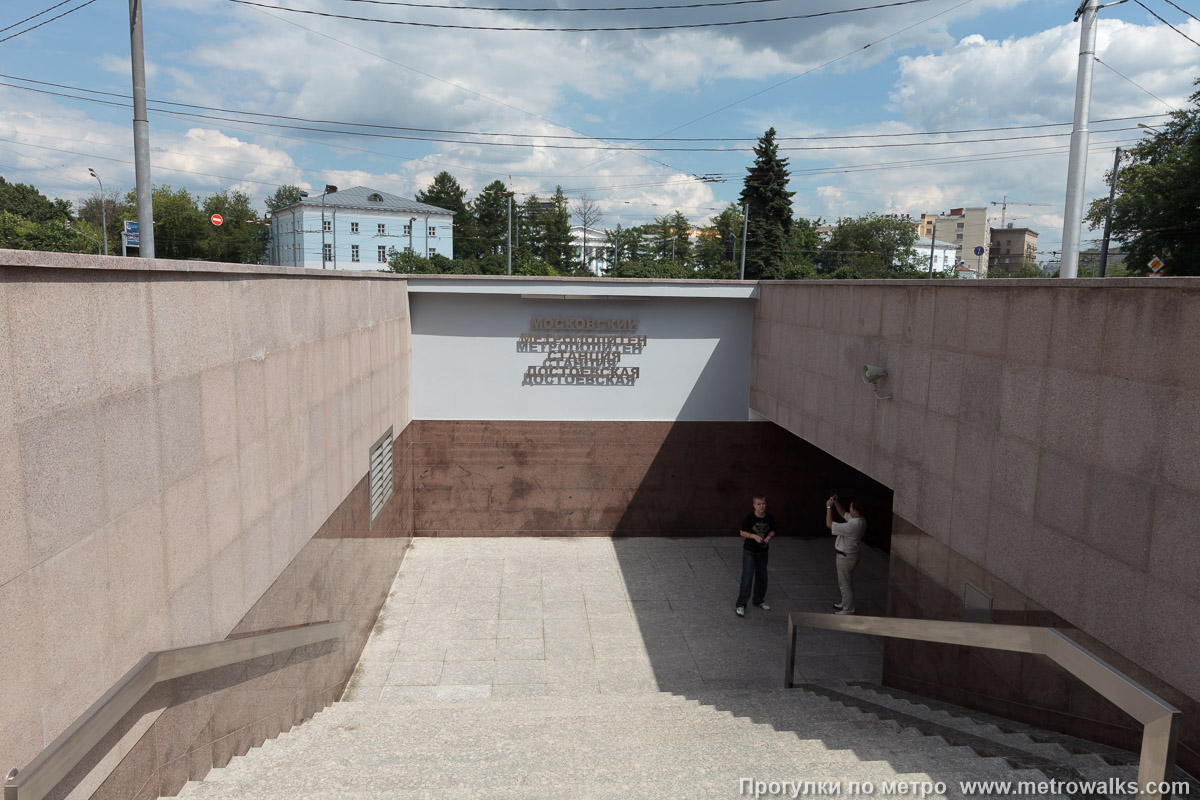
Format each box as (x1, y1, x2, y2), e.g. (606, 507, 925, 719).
(369, 427, 394, 527)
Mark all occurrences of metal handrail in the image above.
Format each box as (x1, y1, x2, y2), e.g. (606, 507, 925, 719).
(785, 613, 1181, 800)
(4, 620, 348, 800)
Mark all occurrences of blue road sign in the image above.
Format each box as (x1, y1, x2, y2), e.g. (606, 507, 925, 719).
(973, 246, 985, 256)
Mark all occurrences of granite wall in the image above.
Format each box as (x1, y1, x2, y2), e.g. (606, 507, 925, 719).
(411, 419, 892, 541)
(749, 278, 1200, 771)
(885, 517, 1200, 775)
(0, 251, 413, 797)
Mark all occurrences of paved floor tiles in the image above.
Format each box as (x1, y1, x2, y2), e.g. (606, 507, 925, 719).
(346, 536, 888, 703)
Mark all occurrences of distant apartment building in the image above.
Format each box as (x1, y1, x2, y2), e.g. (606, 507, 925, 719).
(918, 207, 992, 276)
(267, 186, 454, 270)
(989, 225, 1039, 275)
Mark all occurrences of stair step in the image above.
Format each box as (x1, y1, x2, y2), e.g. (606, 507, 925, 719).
(175, 678, 1164, 800)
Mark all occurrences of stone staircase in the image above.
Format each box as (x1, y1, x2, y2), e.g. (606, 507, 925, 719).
(171, 682, 1161, 799)
(169, 537, 1197, 799)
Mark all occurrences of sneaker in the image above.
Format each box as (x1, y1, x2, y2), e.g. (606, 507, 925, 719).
(835, 608, 855, 615)
(832, 603, 843, 610)
(735, 606, 745, 617)
(754, 602, 771, 611)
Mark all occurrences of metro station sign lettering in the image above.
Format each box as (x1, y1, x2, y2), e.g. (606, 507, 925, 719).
(529, 316, 638, 331)
(520, 316, 644, 385)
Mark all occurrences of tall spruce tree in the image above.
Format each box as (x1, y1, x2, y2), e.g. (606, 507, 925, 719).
(739, 128, 794, 280)
(540, 186, 575, 273)
(471, 180, 510, 259)
(416, 171, 472, 257)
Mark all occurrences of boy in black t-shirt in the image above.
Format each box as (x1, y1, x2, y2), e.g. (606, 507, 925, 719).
(736, 495, 775, 616)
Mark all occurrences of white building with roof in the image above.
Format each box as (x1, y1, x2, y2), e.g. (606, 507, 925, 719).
(266, 186, 454, 270)
(571, 225, 613, 275)
(910, 236, 958, 276)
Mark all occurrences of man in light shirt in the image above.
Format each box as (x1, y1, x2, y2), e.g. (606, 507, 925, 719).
(825, 494, 866, 615)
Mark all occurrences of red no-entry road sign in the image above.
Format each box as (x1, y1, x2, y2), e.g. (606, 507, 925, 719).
(211, 213, 223, 226)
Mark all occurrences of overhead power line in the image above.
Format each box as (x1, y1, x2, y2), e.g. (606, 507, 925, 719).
(1133, 0, 1200, 47)
(1093, 57, 1178, 110)
(338, 0, 793, 11)
(1157, 0, 1199, 23)
(0, 82, 1151, 151)
(226, 0, 936, 32)
(0, 71, 1171, 143)
(0, 0, 76, 33)
(234, 0, 679, 173)
(0, 0, 99, 44)
(0, 75, 1160, 152)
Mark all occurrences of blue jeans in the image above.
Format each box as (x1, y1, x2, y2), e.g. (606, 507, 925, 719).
(736, 549, 768, 607)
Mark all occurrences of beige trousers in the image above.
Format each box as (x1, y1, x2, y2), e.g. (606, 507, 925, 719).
(836, 551, 860, 612)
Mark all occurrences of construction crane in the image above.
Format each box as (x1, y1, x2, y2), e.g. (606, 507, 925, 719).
(990, 196, 1051, 228)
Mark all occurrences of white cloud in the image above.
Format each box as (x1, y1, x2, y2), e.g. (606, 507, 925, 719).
(9, 0, 1198, 254)
(777, 17, 1200, 252)
(892, 18, 1200, 127)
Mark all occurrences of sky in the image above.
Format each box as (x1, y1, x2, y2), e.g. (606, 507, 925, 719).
(1, 0, 1199, 260)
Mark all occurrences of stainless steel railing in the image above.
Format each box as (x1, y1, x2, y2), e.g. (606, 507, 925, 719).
(4, 620, 348, 800)
(785, 613, 1181, 800)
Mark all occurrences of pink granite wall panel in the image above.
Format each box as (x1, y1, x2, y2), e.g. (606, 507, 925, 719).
(751, 279, 1200, 774)
(0, 251, 413, 799)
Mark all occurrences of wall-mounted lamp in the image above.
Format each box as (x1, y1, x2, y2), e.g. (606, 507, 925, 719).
(862, 364, 892, 400)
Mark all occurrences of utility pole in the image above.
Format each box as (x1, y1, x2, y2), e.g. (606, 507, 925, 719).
(506, 192, 513, 276)
(739, 204, 749, 280)
(129, 0, 154, 258)
(1061, 0, 1127, 278)
(1098, 146, 1122, 277)
(928, 218, 937, 278)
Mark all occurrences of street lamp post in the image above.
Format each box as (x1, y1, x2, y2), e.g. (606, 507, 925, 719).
(321, 184, 337, 269)
(88, 168, 108, 256)
(739, 204, 748, 280)
(928, 218, 937, 278)
(409, 217, 416, 255)
(65, 221, 102, 254)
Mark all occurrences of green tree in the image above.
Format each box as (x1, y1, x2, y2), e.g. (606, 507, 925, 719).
(540, 187, 575, 273)
(512, 248, 558, 276)
(739, 128, 795, 280)
(202, 190, 266, 264)
(788, 217, 822, 275)
(385, 248, 436, 273)
(655, 211, 693, 270)
(819, 215, 921, 279)
(125, 184, 205, 260)
(416, 171, 472, 258)
(990, 258, 1045, 278)
(471, 180, 511, 260)
(77, 190, 130, 255)
(1085, 80, 1200, 276)
(603, 224, 641, 275)
(0, 176, 72, 223)
(0, 210, 98, 253)
(519, 194, 544, 257)
(693, 204, 742, 278)
(265, 184, 307, 212)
